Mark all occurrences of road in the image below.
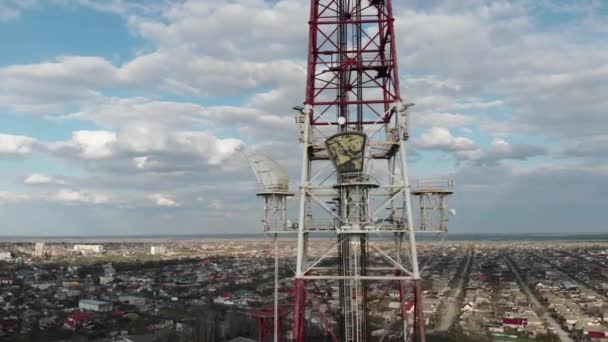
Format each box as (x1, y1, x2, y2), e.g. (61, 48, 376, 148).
(503, 255, 573, 342)
(550, 250, 608, 298)
(435, 249, 473, 332)
(529, 251, 605, 298)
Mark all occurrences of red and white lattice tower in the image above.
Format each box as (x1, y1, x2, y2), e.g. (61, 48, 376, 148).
(290, 0, 431, 341)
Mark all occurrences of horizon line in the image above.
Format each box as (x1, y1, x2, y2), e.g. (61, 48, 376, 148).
(0, 232, 607, 238)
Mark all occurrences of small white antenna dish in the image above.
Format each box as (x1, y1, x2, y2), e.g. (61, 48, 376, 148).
(248, 154, 290, 193)
(337, 116, 346, 125)
(449, 208, 457, 216)
(248, 153, 294, 232)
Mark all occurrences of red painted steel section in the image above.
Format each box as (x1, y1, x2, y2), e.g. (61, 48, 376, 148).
(413, 279, 427, 342)
(305, 0, 318, 106)
(293, 279, 307, 342)
(295, 0, 426, 340)
(317, 307, 340, 342)
(310, 280, 341, 341)
(253, 308, 284, 342)
(304, 0, 402, 126)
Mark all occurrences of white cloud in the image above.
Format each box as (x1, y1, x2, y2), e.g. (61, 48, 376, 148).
(24, 174, 52, 184)
(412, 112, 475, 128)
(116, 123, 168, 154)
(127, 0, 309, 61)
(54, 189, 110, 204)
(208, 199, 223, 210)
(132, 156, 149, 169)
(73, 0, 167, 16)
(452, 99, 504, 110)
(396, 2, 608, 140)
(0, 52, 304, 115)
(403, 76, 462, 92)
(40, 119, 245, 173)
(49, 130, 117, 159)
(0, 191, 32, 204)
(395, 9, 491, 79)
(64, 97, 292, 132)
(24, 173, 66, 185)
(459, 127, 473, 135)
(457, 138, 546, 165)
(0, 56, 111, 114)
(173, 131, 244, 165)
(1, 189, 111, 206)
(149, 193, 180, 207)
(414, 127, 477, 152)
(71, 130, 117, 159)
(0, 0, 37, 22)
(0, 133, 36, 155)
(0, 6, 20, 22)
(561, 135, 608, 158)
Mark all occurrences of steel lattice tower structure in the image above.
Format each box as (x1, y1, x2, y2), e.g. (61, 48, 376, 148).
(291, 0, 429, 341)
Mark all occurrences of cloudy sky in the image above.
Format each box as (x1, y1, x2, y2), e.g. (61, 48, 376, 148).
(0, 0, 606, 236)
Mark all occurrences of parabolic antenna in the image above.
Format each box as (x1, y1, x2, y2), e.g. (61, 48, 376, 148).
(247, 154, 290, 194)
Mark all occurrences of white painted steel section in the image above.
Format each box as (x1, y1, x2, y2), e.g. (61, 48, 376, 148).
(295, 106, 312, 278)
(274, 234, 279, 342)
(396, 106, 421, 281)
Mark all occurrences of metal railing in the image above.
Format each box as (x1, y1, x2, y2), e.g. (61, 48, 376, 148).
(410, 178, 455, 192)
(256, 184, 290, 193)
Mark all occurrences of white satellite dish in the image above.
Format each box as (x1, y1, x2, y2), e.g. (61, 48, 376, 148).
(337, 116, 346, 125)
(247, 154, 290, 193)
(449, 208, 457, 216)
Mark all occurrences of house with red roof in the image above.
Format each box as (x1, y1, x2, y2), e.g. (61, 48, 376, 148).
(0, 319, 18, 333)
(503, 317, 528, 329)
(64, 311, 91, 329)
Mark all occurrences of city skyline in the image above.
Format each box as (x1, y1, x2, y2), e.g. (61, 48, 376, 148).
(0, 0, 607, 235)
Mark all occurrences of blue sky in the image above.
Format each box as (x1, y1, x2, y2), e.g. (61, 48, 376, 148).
(0, 0, 607, 235)
(0, 5, 141, 65)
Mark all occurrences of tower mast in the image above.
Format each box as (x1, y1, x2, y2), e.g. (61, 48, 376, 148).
(293, 0, 427, 341)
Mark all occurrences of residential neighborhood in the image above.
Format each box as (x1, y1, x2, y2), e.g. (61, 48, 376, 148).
(0, 239, 607, 341)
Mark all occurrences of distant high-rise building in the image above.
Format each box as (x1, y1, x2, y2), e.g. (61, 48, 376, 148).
(103, 263, 116, 277)
(150, 245, 167, 255)
(73, 244, 104, 254)
(78, 299, 112, 312)
(34, 242, 46, 257)
(99, 276, 113, 285)
(100, 263, 116, 285)
(0, 252, 12, 261)
(49, 245, 68, 257)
